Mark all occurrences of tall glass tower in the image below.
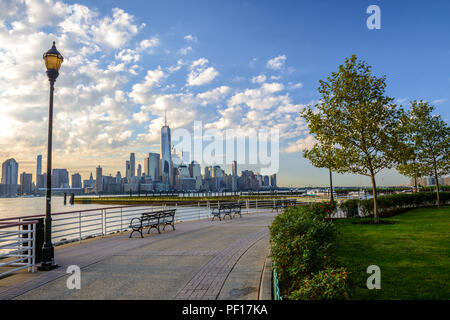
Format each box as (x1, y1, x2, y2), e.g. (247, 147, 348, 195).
(160, 113, 172, 188)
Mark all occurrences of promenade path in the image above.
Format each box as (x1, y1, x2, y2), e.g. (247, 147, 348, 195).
(0, 210, 276, 300)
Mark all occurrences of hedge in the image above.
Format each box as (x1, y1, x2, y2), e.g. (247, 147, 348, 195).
(269, 202, 350, 300)
(340, 192, 450, 218)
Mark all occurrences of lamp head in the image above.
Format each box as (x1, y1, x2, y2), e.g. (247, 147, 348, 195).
(43, 41, 63, 80)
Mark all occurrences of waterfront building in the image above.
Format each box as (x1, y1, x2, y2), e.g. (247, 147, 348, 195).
(1, 158, 19, 196)
(130, 153, 136, 177)
(145, 153, 160, 181)
(125, 160, 130, 179)
(83, 172, 95, 189)
(116, 171, 122, 184)
(52, 168, 69, 188)
(95, 166, 103, 193)
(71, 173, 82, 189)
(189, 161, 202, 190)
(20, 172, 32, 195)
(161, 118, 172, 188)
(36, 155, 42, 183)
(37, 173, 46, 189)
(137, 164, 142, 177)
(270, 174, 277, 188)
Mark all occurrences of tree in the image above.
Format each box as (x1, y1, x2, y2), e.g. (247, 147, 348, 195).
(303, 140, 345, 203)
(402, 101, 449, 207)
(301, 55, 405, 223)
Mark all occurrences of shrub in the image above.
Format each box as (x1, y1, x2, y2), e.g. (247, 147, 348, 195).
(339, 199, 359, 218)
(289, 267, 350, 300)
(340, 192, 450, 217)
(269, 204, 338, 293)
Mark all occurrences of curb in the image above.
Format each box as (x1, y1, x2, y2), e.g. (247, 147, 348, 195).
(258, 257, 273, 300)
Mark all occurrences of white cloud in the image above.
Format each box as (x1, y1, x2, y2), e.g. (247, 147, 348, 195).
(284, 135, 316, 153)
(129, 67, 166, 104)
(251, 74, 266, 84)
(139, 36, 160, 50)
(178, 46, 193, 55)
(432, 98, 447, 104)
(91, 8, 140, 49)
(184, 34, 198, 42)
(187, 58, 219, 86)
(288, 82, 303, 90)
(266, 54, 287, 70)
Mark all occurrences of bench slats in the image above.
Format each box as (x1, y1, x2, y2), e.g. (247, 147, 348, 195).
(129, 209, 176, 238)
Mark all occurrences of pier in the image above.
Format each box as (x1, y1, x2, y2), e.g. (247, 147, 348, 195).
(0, 203, 277, 300)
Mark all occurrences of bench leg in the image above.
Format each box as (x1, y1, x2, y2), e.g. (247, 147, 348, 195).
(129, 229, 143, 238)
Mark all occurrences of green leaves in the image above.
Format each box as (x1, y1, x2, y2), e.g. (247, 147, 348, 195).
(300, 54, 406, 222)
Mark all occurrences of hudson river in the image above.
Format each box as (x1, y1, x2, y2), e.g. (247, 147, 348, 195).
(0, 196, 117, 220)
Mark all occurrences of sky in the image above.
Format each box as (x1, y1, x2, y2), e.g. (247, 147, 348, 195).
(0, 0, 449, 187)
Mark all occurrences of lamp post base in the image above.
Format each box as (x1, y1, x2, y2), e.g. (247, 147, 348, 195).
(37, 263, 59, 271)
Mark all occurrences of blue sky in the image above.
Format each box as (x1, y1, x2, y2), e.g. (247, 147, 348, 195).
(0, 0, 448, 187)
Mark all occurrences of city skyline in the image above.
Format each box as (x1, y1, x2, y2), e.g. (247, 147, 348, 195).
(0, 0, 449, 187)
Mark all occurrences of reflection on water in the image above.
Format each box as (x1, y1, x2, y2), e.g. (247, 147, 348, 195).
(0, 196, 118, 219)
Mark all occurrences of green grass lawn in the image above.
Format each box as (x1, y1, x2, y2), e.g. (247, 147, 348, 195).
(335, 206, 450, 300)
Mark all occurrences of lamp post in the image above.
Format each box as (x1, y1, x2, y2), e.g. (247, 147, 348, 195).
(38, 42, 63, 271)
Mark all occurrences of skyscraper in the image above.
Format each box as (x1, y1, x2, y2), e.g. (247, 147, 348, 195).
(71, 173, 82, 189)
(161, 115, 172, 188)
(130, 153, 135, 177)
(232, 160, 237, 177)
(145, 153, 160, 181)
(137, 164, 142, 177)
(125, 160, 130, 179)
(96, 166, 103, 193)
(51, 169, 69, 188)
(232, 160, 238, 192)
(36, 154, 42, 178)
(1, 158, 19, 188)
(20, 172, 32, 195)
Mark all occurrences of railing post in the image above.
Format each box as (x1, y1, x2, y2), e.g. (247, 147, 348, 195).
(246, 199, 249, 214)
(256, 199, 258, 212)
(198, 202, 200, 220)
(79, 211, 82, 243)
(120, 208, 123, 232)
(31, 223, 36, 273)
(101, 209, 105, 237)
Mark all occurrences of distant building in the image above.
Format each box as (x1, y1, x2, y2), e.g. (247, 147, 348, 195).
(189, 161, 202, 190)
(52, 169, 69, 188)
(36, 155, 42, 183)
(20, 172, 32, 195)
(270, 174, 277, 188)
(1, 158, 19, 196)
(83, 172, 95, 189)
(443, 176, 450, 186)
(130, 153, 136, 177)
(145, 153, 160, 181)
(137, 164, 142, 177)
(95, 166, 103, 193)
(71, 173, 82, 189)
(125, 160, 130, 179)
(161, 119, 172, 188)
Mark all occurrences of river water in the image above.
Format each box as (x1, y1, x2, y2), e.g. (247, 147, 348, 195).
(0, 196, 118, 220)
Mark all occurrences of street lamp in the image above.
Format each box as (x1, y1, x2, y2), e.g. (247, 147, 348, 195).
(38, 42, 63, 271)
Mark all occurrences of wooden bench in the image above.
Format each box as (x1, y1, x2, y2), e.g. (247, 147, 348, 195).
(211, 202, 243, 221)
(129, 209, 176, 238)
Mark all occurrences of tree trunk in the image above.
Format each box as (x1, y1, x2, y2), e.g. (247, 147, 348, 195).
(370, 173, 379, 224)
(414, 177, 418, 193)
(329, 168, 334, 203)
(434, 167, 440, 208)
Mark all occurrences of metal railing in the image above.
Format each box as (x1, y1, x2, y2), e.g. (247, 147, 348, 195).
(0, 221, 37, 278)
(0, 198, 299, 247)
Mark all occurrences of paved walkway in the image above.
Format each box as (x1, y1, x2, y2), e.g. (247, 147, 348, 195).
(0, 210, 275, 300)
